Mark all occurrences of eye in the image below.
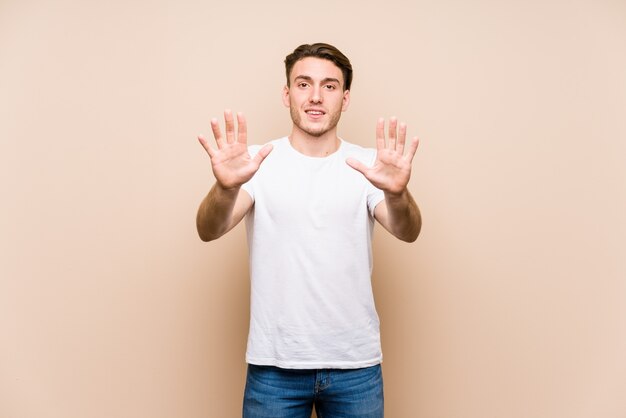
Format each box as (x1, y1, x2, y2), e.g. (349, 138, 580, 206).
(324, 84, 336, 90)
(298, 82, 309, 88)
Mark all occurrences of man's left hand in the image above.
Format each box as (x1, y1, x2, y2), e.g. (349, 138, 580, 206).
(346, 117, 419, 195)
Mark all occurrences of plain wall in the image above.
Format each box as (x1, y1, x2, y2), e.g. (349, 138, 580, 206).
(1, 0, 625, 417)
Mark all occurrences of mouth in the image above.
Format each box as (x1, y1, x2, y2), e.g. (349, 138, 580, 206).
(305, 109, 326, 120)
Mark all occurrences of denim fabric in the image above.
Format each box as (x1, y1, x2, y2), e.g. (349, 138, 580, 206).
(243, 364, 384, 418)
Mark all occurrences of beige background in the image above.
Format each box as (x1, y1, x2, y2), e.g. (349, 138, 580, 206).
(1, 0, 625, 417)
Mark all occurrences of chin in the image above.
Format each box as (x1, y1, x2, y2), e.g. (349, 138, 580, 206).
(290, 108, 340, 138)
(303, 127, 329, 137)
(293, 120, 329, 137)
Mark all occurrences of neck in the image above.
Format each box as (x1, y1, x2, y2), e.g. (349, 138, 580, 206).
(288, 126, 340, 157)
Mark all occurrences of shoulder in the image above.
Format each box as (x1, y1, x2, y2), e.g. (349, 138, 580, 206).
(340, 139, 377, 165)
(248, 137, 288, 156)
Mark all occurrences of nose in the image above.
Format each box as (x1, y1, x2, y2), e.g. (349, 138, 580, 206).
(309, 85, 322, 104)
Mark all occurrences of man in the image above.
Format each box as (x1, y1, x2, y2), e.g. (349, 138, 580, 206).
(196, 43, 421, 418)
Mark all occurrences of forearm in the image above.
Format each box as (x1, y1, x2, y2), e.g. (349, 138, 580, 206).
(196, 183, 241, 242)
(383, 188, 422, 242)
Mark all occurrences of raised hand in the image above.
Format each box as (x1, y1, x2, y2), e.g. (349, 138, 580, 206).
(346, 117, 419, 195)
(198, 110, 273, 189)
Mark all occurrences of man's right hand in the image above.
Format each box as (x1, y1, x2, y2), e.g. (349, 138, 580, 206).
(198, 110, 273, 189)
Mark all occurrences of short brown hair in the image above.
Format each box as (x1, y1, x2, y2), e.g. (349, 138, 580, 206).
(284, 43, 353, 91)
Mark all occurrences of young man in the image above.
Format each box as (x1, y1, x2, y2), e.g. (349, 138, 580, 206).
(196, 43, 421, 418)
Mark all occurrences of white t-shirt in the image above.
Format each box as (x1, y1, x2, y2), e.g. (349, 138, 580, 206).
(241, 137, 385, 369)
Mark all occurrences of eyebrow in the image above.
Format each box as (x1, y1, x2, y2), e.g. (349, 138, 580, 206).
(294, 75, 341, 85)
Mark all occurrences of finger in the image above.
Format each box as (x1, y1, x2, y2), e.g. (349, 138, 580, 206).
(345, 157, 369, 176)
(388, 116, 397, 150)
(252, 143, 273, 166)
(224, 109, 235, 143)
(397, 122, 407, 155)
(376, 118, 385, 150)
(237, 112, 247, 144)
(405, 136, 420, 163)
(197, 135, 215, 157)
(210, 118, 225, 148)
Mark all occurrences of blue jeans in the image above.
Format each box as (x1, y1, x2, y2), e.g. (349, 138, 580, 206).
(242, 364, 384, 418)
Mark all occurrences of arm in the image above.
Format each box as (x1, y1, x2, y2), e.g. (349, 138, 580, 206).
(373, 189, 421, 242)
(196, 110, 272, 242)
(196, 183, 253, 242)
(346, 117, 422, 242)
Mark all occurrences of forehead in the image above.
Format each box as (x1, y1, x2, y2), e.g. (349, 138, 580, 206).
(290, 57, 344, 83)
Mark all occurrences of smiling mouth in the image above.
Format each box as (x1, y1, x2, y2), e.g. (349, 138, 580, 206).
(305, 110, 325, 116)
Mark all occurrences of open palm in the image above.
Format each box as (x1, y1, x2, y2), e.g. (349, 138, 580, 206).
(347, 117, 419, 195)
(198, 110, 272, 189)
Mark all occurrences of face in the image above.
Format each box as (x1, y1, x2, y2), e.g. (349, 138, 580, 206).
(283, 57, 350, 138)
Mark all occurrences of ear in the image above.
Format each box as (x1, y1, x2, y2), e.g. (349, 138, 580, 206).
(341, 89, 351, 112)
(282, 85, 290, 108)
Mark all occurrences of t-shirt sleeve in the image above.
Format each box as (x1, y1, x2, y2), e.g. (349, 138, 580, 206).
(240, 144, 262, 201)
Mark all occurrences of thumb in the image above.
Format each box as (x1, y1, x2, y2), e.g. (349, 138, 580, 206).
(198, 135, 215, 158)
(253, 143, 273, 165)
(346, 158, 369, 176)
